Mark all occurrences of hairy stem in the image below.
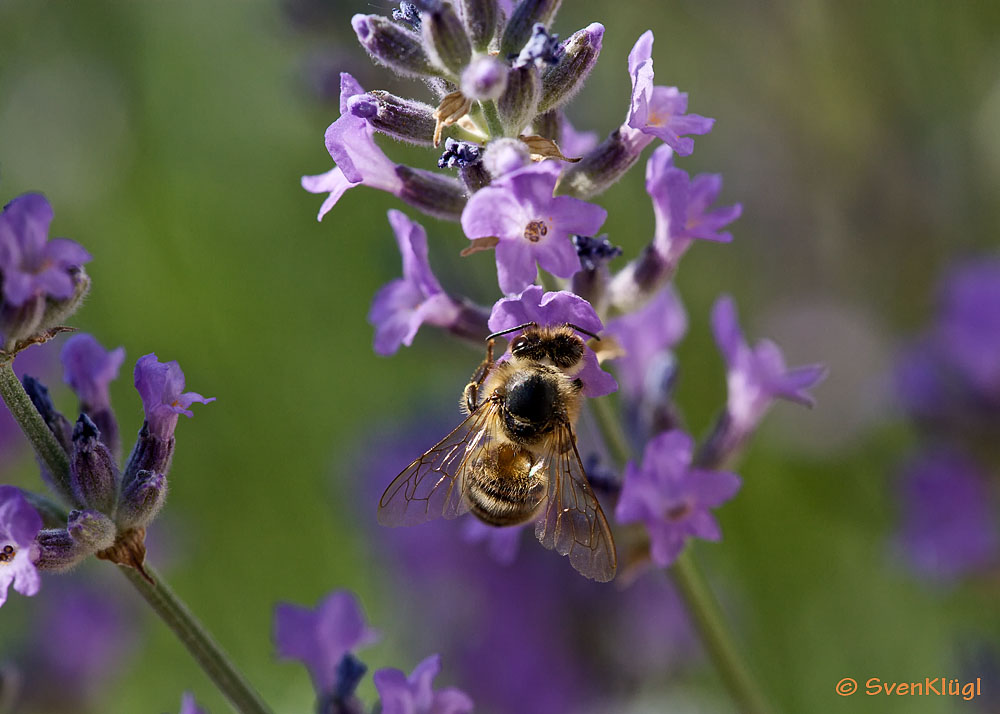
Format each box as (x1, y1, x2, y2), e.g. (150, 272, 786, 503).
(0, 359, 72, 497)
(480, 99, 505, 138)
(120, 564, 275, 714)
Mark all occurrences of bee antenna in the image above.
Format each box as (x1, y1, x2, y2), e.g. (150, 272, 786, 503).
(567, 323, 601, 341)
(486, 322, 537, 341)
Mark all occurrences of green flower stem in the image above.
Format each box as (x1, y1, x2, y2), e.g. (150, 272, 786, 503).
(480, 99, 505, 138)
(120, 564, 276, 714)
(672, 549, 772, 714)
(587, 393, 772, 714)
(0, 359, 72, 495)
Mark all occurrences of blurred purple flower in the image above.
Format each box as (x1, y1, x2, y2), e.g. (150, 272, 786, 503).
(368, 210, 461, 356)
(460, 519, 524, 565)
(711, 295, 827, 436)
(302, 73, 401, 221)
(0, 486, 42, 608)
(558, 114, 598, 158)
(373, 654, 473, 714)
(0, 193, 91, 307)
(606, 285, 686, 400)
(274, 590, 378, 695)
(615, 430, 741, 567)
(626, 32, 714, 156)
(898, 450, 998, 580)
(134, 354, 215, 440)
(489, 286, 617, 397)
(936, 258, 1000, 397)
(179, 692, 208, 714)
(461, 162, 607, 294)
(61, 333, 125, 411)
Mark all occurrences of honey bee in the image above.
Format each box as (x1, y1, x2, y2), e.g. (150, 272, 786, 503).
(377, 322, 617, 582)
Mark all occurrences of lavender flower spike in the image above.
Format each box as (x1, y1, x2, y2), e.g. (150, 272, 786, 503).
(708, 295, 827, 460)
(134, 354, 215, 441)
(61, 333, 126, 456)
(489, 285, 617, 397)
(462, 162, 607, 294)
(369, 210, 462, 355)
(274, 590, 378, 696)
(374, 654, 473, 714)
(615, 430, 741, 567)
(0, 486, 43, 607)
(627, 31, 714, 156)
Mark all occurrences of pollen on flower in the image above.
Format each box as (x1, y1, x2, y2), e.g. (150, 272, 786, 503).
(524, 220, 548, 242)
(0, 545, 15, 563)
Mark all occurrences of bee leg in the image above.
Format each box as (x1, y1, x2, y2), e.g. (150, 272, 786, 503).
(463, 338, 496, 413)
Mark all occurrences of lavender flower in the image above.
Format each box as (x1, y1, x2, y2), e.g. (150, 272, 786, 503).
(369, 210, 462, 356)
(133, 354, 215, 440)
(461, 162, 607, 294)
(615, 430, 741, 567)
(274, 590, 378, 696)
(0, 193, 91, 346)
(373, 654, 473, 714)
(0, 486, 42, 607)
(488, 285, 617, 397)
(626, 31, 714, 156)
(898, 450, 998, 579)
(936, 258, 1000, 397)
(61, 334, 125, 413)
(606, 285, 687, 400)
(711, 295, 826, 444)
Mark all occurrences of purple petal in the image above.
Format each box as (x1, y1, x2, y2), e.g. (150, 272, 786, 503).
(495, 239, 539, 295)
(533, 231, 581, 280)
(627, 31, 654, 79)
(302, 167, 356, 221)
(547, 195, 607, 237)
(460, 186, 526, 240)
(61, 334, 125, 410)
(710, 295, 744, 366)
(0, 193, 52, 257)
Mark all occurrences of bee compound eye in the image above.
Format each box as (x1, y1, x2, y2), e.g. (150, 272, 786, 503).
(511, 336, 530, 352)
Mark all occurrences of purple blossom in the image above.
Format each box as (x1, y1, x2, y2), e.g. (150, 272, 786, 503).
(626, 31, 714, 156)
(0, 486, 42, 607)
(898, 450, 999, 580)
(461, 162, 607, 294)
(0, 193, 91, 307)
(274, 590, 378, 695)
(606, 285, 687, 400)
(935, 258, 1000, 398)
(373, 655, 473, 714)
(648, 144, 741, 257)
(615, 430, 741, 567)
(179, 692, 208, 714)
(368, 210, 461, 355)
(711, 295, 827, 435)
(488, 285, 617, 397)
(133, 354, 215, 440)
(558, 113, 598, 157)
(61, 333, 125, 411)
(302, 73, 402, 221)
(460, 519, 524, 565)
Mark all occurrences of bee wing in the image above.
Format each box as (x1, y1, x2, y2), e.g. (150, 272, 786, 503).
(534, 422, 618, 582)
(377, 401, 502, 527)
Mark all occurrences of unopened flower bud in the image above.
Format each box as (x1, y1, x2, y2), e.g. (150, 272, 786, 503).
(422, 1, 472, 75)
(352, 91, 439, 146)
(482, 137, 530, 176)
(123, 422, 175, 492)
(116, 470, 167, 531)
(531, 109, 560, 141)
(69, 413, 119, 514)
(569, 234, 621, 309)
(21, 375, 72, 454)
(34, 528, 89, 572)
(555, 127, 646, 199)
(497, 65, 540, 136)
(461, 0, 498, 50)
(352, 14, 439, 79)
(67, 509, 116, 552)
(538, 22, 604, 114)
(395, 165, 468, 220)
(460, 56, 508, 101)
(499, 0, 562, 58)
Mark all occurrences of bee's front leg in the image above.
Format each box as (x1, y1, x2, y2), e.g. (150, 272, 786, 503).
(463, 338, 496, 413)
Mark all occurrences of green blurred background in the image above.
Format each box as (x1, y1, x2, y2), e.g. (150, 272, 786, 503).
(1, 0, 998, 712)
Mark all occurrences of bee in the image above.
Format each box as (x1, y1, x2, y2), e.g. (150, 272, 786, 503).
(377, 322, 617, 582)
